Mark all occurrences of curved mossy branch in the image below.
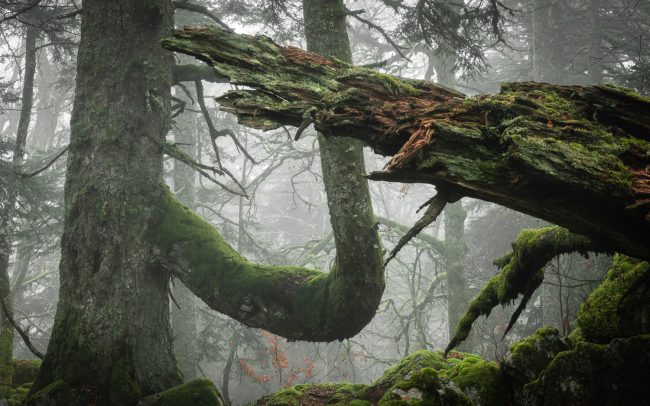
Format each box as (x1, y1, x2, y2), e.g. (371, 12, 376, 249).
(153, 190, 384, 342)
(444, 226, 605, 354)
(162, 27, 650, 261)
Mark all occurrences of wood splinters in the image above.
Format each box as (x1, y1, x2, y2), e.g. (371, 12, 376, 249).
(384, 190, 451, 265)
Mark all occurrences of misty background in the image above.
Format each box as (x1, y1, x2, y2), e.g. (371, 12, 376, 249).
(1, 0, 646, 404)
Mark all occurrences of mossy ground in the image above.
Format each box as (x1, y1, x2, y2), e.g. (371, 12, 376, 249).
(143, 378, 225, 406)
(256, 350, 506, 406)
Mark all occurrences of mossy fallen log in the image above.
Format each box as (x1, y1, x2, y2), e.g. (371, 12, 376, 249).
(162, 27, 650, 261)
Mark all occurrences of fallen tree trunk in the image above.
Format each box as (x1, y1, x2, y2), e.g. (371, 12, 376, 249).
(162, 27, 650, 261)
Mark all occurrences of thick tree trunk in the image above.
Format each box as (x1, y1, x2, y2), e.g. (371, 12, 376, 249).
(29, 1, 181, 404)
(163, 27, 650, 261)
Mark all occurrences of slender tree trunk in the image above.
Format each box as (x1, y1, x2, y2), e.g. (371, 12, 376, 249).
(586, 0, 603, 84)
(303, 0, 383, 365)
(532, 0, 561, 82)
(302, 0, 382, 283)
(170, 84, 199, 382)
(0, 23, 37, 397)
(444, 202, 468, 348)
(29, 1, 180, 404)
(221, 329, 238, 405)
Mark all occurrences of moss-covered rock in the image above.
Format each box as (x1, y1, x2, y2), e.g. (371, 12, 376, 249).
(255, 383, 368, 406)
(503, 327, 571, 382)
(138, 378, 225, 406)
(365, 350, 468, 405)
(7, 382, 33, 405)
(501, 327, 571, 404)
(255, 350, 500, 406)
(577, 255, 650, 343)
(524, 335, 650, 405)
(441, 354, 508, 406)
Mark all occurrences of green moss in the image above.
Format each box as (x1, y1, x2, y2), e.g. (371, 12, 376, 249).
(257, 387, 301, 406)
(374, 350, 449, 390)
(369, 71, 419, 96)
(7, 382, 31, 406)
(369, 351, 471, 405)
(524, 335, 650, 404)
(109, 354, 142, 405)
(152, 189, 384, 341)
(577, 255, 650, 343)
(255, 382, 368, 405)
(150, 378, 224, 406)
(441, 354, 507, 406)
(504, 327, 571, 383)
(446, 226, 597, 353)
(153, 189, 321, 313)
(530, 89, 579, 119)
(602, 83, 650, 102)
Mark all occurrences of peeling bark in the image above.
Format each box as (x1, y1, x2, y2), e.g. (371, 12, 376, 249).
(163, 27, 650, 261)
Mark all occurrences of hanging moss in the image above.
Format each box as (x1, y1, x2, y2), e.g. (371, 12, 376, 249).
(446, 227, 598, 353)
(576, 255, 650, 344)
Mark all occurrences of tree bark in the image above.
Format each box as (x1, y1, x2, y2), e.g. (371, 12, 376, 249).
(162, 27, 650, 261)
(304, 0, 383, 377)
(149, 0, 385, 344)
(29, 1, 181, 404)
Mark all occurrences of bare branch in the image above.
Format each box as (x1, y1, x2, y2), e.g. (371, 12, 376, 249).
(0, 298, 43, 359)
(20, 145, 68, 178)
(172, 1, 231, 31)
(384, 190, 456, 265)
(346, 8, 411, 61)
(0, 0, 41, 24)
